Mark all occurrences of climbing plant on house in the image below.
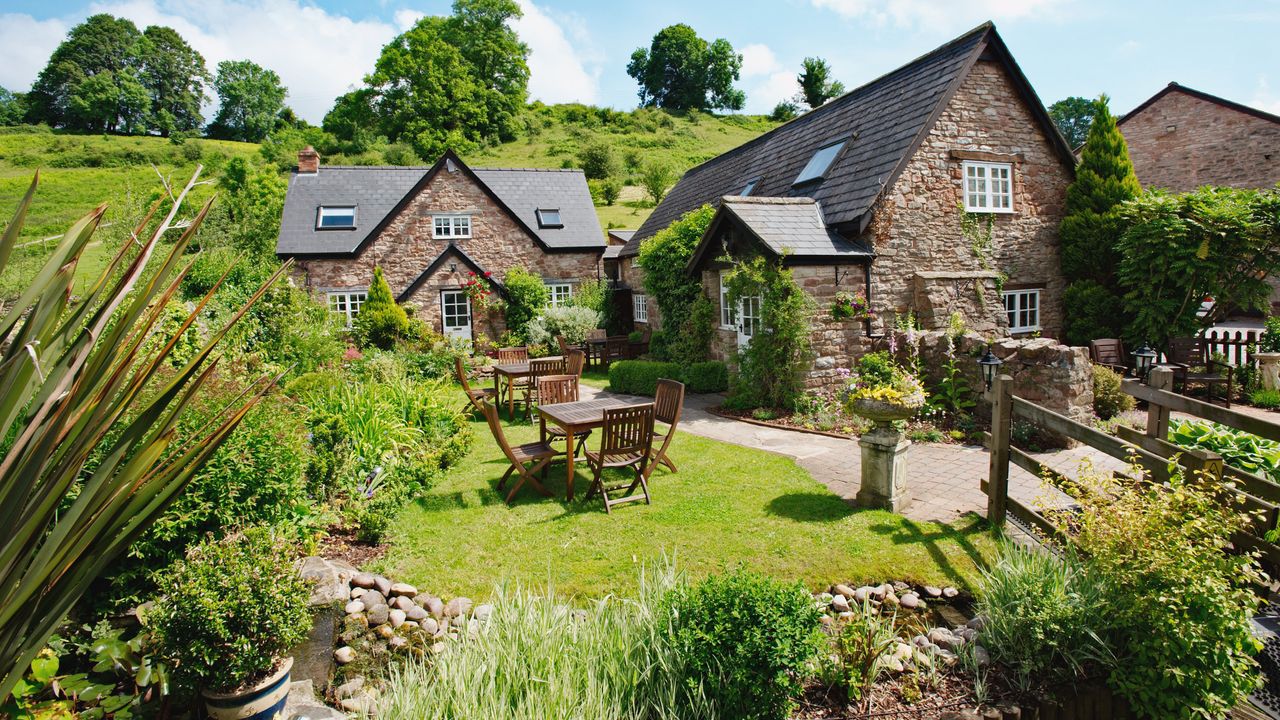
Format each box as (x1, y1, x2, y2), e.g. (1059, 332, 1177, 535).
(637, 204, 715, 362)
(722, 254, 815, 410)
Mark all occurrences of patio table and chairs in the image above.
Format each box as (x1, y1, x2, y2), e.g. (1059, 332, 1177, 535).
(537, 395, 655, 502)
(480, 400, 558, 504)
(491, 351, 560, 418)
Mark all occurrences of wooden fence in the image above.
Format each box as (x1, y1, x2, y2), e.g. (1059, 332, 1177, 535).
(985, 367, 1280, 565)
(1204, 326, 1264, 366)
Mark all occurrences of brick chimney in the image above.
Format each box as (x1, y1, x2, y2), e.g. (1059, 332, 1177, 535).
(297, 146, 319, 174)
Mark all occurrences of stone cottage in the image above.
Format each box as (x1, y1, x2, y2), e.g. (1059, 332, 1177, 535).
(275, 148, 605, 341)
(1118, 82, 1280, 310)
(616, 22, 1076, 388)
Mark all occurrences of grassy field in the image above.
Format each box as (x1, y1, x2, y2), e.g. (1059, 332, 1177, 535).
(374, 387, 995, 601)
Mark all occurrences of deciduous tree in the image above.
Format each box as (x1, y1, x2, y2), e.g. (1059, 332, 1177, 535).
(1048, 96, 1098, 148)
(137, 25, 210, 135)
(25, 14, 148, 132)
(207, 60, 287, 143)
(627, 24, 744, 111)
(640, 161, 675, 205)
(797, 57, 844, 110)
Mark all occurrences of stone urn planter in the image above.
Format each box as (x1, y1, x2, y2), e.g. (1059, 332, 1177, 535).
(202, 657, 294, 720)
(1257, 352, 1280, 392)
(849, 398, 921, 513)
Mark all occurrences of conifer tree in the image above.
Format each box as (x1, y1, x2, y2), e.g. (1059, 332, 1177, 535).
(1059, 96, 1142, 345)
(354, 267, 409, 350)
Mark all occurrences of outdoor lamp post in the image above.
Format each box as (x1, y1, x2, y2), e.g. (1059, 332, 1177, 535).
(978, 345, 1003, 391)
(1132, 342, 1157, 381)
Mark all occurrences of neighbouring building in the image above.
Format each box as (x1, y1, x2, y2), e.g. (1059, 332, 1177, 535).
(617, 22, 1076, 388)
(275, 148, 605, 341)
(1118, 83, 1280, 311)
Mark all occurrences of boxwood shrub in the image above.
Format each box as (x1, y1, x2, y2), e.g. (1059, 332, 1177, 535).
(608, 360, 682, 396)
(683, 361, 728, 393)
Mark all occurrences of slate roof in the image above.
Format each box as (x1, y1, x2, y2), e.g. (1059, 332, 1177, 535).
(1120, 82, 1280, 128)
(721, 197, 871, 258)
(607, 229, 635, 244)
(276, 151, 604, 256)
(622, 22, 1074, 258)
(603, 245, 624, 260)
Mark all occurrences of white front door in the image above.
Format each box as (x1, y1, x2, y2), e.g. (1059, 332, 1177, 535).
(441, 290, 472, 341)
(737, 295, 761, 349)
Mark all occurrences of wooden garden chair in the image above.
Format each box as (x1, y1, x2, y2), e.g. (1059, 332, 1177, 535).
(1089, 339, 1130, 376)
(556, 335, 584, 358)
(565, 349, 585, 377)
(584, 328, 607, 368)
(1167, 336, 1234, 406)
(537, 374, 591, 455)
(455, 356, 497, 415)
(647, 379, 685, 478)
(522, 356, 566, 419)
(603, 336, 628, 365)
(585, 404, 655, 514)
(497, 346, 529, 407)
(479, 401, 560, 504)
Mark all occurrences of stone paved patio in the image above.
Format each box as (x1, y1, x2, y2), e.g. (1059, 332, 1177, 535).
(586, 386, 1129, 524)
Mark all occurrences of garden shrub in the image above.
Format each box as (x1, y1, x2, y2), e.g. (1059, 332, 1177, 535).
(569, 278, 610, 314)
(1168, 419, 1280, 482)
(638, 205, 716, 360)
(353, 267, 409, 350)
(525, 305, 601, 346)
(152, 528, 312, 693)
(683, 361, 728, 393)
(608, 360, 682, 396)
(1260, 315, 1280, 354)
(723, 255, 814, 411)
(671, 294, 716, 365)
(1056, 464, 1264, 718)
(1091, 364, 1134, 420)
(665, 569, 823, 720)
(1251, 388, 1280, 409)
(231, 280, 346, 378)
(976, 542, 1111, 692)
(502, 266, 549, 340)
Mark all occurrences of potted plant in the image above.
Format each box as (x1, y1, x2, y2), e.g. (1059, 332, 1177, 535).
(152, 528, 312, 720)
(841, 351, 927, 425)
(830, 290, 873, 323)
(1256, 316, 1280, 391)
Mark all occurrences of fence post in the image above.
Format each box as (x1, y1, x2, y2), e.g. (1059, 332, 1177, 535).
(987, 374, 1013, 526)
(1145, 367, 1173, 440)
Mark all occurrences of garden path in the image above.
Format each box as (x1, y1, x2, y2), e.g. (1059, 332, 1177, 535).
(582, 386, 1126, 525)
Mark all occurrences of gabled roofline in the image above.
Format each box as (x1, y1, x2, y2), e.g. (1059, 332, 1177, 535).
(1119, 81, 1280, 127)
(684, 201, 872, 275)
(397, 242, 508, 303)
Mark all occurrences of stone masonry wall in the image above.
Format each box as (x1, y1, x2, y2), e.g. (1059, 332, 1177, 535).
(616, 257, 661, 331)
(1120, 89, 1280, 193)
(293, 167, 600, 339)
(865, 59, 1072, 341)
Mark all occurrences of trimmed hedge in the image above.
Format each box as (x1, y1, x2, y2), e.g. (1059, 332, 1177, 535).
(684, 361, 728, 393)
(608, 359, 729, 395)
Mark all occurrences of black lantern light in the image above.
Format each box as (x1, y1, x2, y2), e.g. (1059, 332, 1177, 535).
(978, 345, 1003, 391)
(449, 261, 458, 274)
(1132, 342, 1157, 381)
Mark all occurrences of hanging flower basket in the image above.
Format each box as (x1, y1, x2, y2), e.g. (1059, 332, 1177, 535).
(841, 351, 927, 424)
(830, 290, 873, 322)
(461, 271, 495, 311)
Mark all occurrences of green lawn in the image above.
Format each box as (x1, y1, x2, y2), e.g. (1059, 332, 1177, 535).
(374, 388, 996, 600)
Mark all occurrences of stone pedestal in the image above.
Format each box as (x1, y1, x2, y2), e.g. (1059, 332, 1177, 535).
(856, 424, 912, 512)
(1257, 352, 1280, 391)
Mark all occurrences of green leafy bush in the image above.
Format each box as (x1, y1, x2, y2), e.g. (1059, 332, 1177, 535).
(1260, 315, 1280, 354)
(671, 294, 716, 365)
(665, 569, 823, 720)
(608, 360, 682, 396)
(1168, 419, 1280, 482)
(577, 140, 620, 179)
(723, 256, 815, 411)
(502, 266, 549, 340)
(231, 280, 347, 378)
(152, 529, 312, 693)
(570, 278, 610, 314)
(525, 305, 601, 346)
(683, 361, 728, 393)
(1091, 364, 1135, 420)
(976, 542, 1111, 692)
(353, 267, 409, 350)
(1251, 388, 1280, 409)
(638, 205, 716, 360)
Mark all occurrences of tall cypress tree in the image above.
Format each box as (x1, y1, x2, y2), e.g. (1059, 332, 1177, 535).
(1059, 96, 1142, 345)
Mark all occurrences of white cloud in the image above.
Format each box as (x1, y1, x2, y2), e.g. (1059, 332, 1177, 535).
(810, 0, 1062, 33)
(513, 0, 599, 105)
(393, 9, 424, 31)
(1251, 77, 1280, 116)
(740, 43, 778, 78)
(0, 14, 69, 92)
(734, 42, 799, 114)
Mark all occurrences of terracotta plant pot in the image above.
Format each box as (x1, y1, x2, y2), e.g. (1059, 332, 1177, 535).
(849, 397, 918, 424)
(1256, 352, 1280, 392)
(202, 656, 293, 720)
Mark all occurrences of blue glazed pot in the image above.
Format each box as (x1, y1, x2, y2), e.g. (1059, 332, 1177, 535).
(202, 657, 293, 720)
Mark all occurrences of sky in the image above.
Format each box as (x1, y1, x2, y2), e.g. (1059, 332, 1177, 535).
(1, 0, 1278, 125)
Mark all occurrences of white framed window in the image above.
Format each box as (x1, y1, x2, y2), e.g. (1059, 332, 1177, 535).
(718, 271, 737, 329)
(316, 205, 356, 229)
(962, 161, 1013, 213)
(546, 282, 573, 307)
(1003, 289, 1040, 333)
(432, 214, 472, 239)
(327, 290, 367, 329)
(633, 293, 649, 323)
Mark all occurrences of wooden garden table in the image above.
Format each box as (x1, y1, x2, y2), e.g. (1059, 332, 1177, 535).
(491, 356, 563, 418)
(538, 396, 651, 500)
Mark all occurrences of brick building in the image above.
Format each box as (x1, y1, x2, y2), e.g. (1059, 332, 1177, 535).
(617, 22, 1076, 388)
(275, 149, 604, 341)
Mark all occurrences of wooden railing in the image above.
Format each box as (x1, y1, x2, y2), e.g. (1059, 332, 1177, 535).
(985, 367, 1280, 565)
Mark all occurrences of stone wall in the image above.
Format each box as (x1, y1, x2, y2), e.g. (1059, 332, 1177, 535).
(292, 166, 601, 339)
(865, 58, 1072, 342)
(1119, 88, 1280, 193)
(615, 256, 660, 331)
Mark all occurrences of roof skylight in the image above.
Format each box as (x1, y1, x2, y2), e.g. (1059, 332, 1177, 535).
(536, 208, 563, 228)
(740, 177, 760, 196)
(793, 140, 846, 185)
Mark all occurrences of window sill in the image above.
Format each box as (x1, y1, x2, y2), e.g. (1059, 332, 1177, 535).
(962, 207, 1015, 215)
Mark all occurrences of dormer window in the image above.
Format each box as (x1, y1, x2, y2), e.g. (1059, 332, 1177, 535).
(433, 214, 472, 239)
(316, 205, 356, 229)
(536, 208, 563, 228)
(740, 177, 760, 196)
(793, 139, 847, 185)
